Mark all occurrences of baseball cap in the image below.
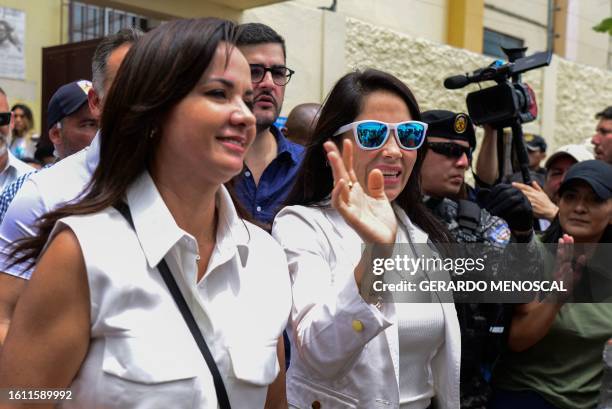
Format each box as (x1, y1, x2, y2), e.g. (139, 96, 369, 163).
(595, 106, 612, 119)
(558, 160, 612, 200)
(47, 80, 92, 130)
(524, 133, 547, 152)
(422, 110, 476, 149)
(544, 144, 594, 169)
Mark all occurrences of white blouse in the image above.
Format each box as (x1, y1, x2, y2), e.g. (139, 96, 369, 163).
(272, 203, 461, 409)
(397, 303, 445, 409)
(53, 172, 292, 409)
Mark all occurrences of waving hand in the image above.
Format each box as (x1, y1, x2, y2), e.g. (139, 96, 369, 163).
(324, 139, 397, 244)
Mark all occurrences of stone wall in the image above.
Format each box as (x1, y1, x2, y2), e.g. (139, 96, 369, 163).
(345, 17, 611, 151)
(555, 59, 612, 146)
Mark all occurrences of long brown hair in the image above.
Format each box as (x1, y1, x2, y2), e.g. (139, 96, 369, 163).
(284, 69, 453, 245)
(9, 18, 242, 269)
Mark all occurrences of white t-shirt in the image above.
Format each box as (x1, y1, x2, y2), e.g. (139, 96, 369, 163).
(272, 204, 461, 409)
(0, 133, 100, 278)
(55, 172, 291, 408)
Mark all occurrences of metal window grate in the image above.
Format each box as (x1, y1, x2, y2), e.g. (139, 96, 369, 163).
(68, 1, 157, 42)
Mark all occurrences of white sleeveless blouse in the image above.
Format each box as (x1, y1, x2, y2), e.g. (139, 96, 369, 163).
(54, 172, 291, 409)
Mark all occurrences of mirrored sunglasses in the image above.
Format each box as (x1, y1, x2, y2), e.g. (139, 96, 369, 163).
(333, 120, 427, 151)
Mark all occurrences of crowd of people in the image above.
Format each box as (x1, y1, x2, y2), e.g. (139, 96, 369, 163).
(0, 17, 610, 409)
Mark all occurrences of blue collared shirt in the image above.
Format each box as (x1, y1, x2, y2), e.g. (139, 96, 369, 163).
(234, 126, 304, 225)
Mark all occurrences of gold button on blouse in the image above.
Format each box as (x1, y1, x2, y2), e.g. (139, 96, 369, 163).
(351, 319, 364, 332)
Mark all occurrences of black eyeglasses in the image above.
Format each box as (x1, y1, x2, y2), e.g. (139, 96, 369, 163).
(249, 64, 295, 86)
(0, 112, 10, 127)
(428, 142, 472, 161)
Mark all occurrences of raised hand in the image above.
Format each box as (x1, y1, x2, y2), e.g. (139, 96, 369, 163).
(324, 139, 397, 244)
(552, 234, 584, 301)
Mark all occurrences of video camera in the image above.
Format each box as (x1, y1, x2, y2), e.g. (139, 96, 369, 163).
(443, 47, 552, 185)
(444, 48, 551, 128)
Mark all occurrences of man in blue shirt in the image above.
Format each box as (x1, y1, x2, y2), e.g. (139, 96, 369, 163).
(236, 23, 304, 228)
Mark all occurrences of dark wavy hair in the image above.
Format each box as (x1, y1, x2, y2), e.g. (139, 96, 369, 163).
(284, 69, 453, 245)
(9, 18, 244, 269)
(11, 103, 34, 131)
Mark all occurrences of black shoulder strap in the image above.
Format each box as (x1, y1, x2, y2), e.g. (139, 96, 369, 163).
(457, 199, 481, 231)
(113, 202, 232, 409)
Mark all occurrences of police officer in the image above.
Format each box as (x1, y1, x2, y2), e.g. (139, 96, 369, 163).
(421, 110, 536, 409)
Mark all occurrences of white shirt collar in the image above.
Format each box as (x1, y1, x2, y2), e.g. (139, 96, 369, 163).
(4, 150, 34, 175)
(86, 131, 101, 174)
(126, 171, 249, 270)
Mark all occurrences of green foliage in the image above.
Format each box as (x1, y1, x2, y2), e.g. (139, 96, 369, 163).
(593, 17, 612, 35)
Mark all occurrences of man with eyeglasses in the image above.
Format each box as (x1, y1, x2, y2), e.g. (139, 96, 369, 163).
(592, 106, 612, 164)
(235, 23, 304, 229)
(421, 110, 537, 409)
(0, 88, 34, 193)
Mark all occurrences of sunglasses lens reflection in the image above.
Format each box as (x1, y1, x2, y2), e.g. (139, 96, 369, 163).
(397, 123, 425, 149)
(356, 122, 388, 149)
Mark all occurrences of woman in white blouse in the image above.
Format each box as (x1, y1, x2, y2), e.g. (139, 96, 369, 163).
(272, 69, 461, 409)
(0, 18, 290, 409)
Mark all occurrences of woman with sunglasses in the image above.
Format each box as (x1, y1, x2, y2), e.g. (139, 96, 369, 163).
(272, 69, 460, 409)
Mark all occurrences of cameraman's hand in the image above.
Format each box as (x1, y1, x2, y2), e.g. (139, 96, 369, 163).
(483, 124, 496, 139)
(484, 183, 533, 234)
(512, 181, 558, 221)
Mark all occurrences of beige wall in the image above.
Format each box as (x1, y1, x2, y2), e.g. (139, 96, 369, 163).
(483, 0, 548, 54)
(482, 0, 611, 70)
(294, 0, 447, 44)
(242, 0, 449, 117)
(568, 0, 610, 69)
(0, 0, 63, 135)
(555, 58, 612, 146)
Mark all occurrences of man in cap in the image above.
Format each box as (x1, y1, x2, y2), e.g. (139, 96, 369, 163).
(523, 133, 547, 186)
(421, 110, 537, 409)
(592, 106, 612, 164)
(513, 143, 593, 231)
(421, 110, 533, 243)
(0, 80, 98, 223)
(46, 80, 98, 159)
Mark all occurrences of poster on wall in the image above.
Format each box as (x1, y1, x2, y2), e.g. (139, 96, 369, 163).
(0, 7, 24, 80)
